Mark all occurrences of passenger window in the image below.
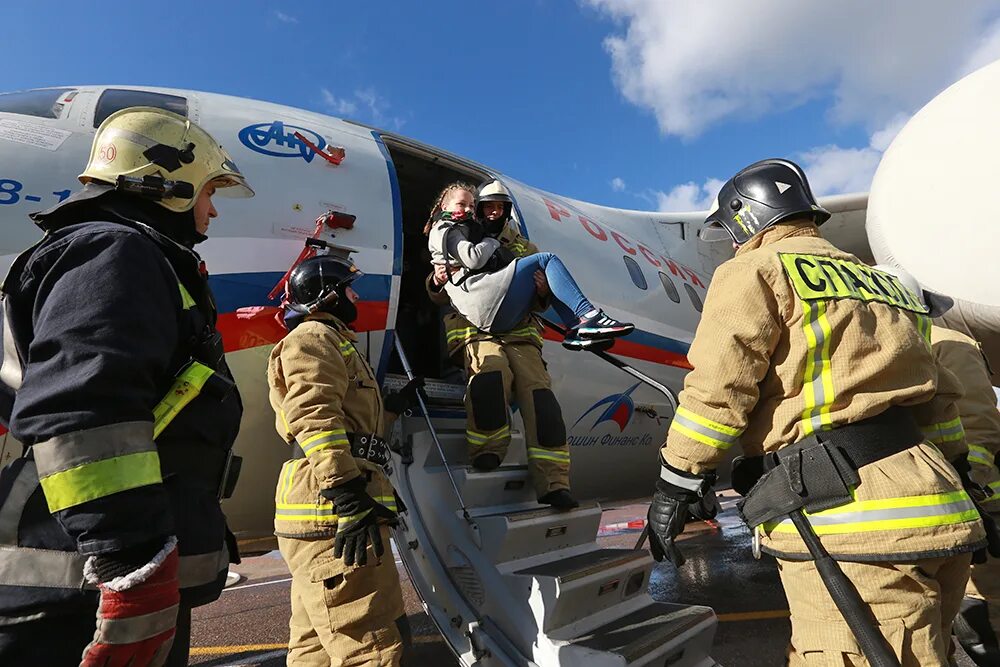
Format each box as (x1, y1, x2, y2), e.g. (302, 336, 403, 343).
(684, 283, 703, 312)
(623, 256, 647, 290)
(94, 89, 188, 127)
(0, 88, 76, 119)
(658, 271, 680, 303)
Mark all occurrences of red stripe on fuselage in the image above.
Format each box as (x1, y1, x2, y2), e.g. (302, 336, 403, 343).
(217, 301, 390, 352)
(540, 329, 692, 370)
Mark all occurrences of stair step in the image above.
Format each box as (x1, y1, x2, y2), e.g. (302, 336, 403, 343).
(513, 548, 653, 633)
(452, 464, 537, 508)
(553, 602, 718, 667)
(472, 502, 602, 564)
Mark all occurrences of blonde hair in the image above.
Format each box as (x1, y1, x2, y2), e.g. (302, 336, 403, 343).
(423, 181, 477, 235)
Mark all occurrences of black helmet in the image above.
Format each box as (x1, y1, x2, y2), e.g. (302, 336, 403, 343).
(286, 255, 363, 316)
(701, 159, 831, 245)
(475, 180, 513, 225)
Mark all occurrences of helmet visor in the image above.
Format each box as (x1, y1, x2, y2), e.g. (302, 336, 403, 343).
(697, 220, 734, 243)
(207, 148, 254, 199)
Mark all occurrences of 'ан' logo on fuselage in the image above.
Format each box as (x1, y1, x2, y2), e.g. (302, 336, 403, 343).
(238, 121, 327, 162)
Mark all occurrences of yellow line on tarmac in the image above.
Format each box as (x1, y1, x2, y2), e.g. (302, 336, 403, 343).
(190, 635, 442, 656)
(716, 609, 790, 622)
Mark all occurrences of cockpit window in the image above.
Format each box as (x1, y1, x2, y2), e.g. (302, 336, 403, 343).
(94, 89, 188, 128)
(0, 88, 76, 119)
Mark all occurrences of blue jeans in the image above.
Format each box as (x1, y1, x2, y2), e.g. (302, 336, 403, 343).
(491, 252, 595, 332)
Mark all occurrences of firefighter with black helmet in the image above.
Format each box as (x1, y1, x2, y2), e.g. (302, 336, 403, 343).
(268, 252, 419, 666)
(0, 107, 252, 665)
(648, 158, 985, 664)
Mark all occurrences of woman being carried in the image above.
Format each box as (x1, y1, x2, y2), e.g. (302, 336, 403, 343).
(425, 181, 633, 349)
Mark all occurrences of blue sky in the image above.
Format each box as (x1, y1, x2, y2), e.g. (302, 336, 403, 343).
(6, 1, 1000, 210)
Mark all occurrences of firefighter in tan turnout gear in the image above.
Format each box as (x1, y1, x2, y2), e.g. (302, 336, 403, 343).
(267, 253, 420, 666)
(428, 180, 577, 509)
(875, 266, 1000, 666)
(647, 158, 987, 665)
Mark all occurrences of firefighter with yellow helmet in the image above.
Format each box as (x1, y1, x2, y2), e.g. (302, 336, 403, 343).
(647, 158, 985, 665)
(0, 107, 252, 665)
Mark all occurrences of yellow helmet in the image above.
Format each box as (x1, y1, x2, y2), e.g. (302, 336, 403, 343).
(79, 106, 254, 212)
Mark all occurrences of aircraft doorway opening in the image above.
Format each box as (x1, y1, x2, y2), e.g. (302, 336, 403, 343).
(381, 137, 490, 384)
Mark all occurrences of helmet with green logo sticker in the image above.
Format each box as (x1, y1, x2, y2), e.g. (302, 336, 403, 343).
(701, 159, 830, 245)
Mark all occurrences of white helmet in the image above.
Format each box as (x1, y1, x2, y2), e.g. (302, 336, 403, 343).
(80, 106, 253, 212)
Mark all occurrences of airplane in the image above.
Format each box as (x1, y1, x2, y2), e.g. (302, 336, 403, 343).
(0, 58, 996, 665)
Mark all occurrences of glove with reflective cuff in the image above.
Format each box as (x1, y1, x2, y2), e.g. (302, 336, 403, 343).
(81, 536, 180, 667)
(648, 458, 715, 565)
(322, 477, 398, 566)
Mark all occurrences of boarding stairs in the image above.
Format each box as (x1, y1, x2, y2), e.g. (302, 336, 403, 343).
(383, 339, 720, 666)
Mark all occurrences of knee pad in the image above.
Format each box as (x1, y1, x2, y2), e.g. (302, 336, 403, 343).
(532, 388, 566, 448)
(469, 371, 507, 431)
(954, 596, 1000, 661)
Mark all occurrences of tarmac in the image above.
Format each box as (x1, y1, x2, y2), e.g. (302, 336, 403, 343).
(190, 491, 979, 666)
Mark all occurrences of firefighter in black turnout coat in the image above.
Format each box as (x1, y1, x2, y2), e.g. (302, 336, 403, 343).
(0, 107, 254, 666)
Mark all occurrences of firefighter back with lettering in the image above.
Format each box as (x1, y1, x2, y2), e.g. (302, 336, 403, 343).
(268, 254, 420, 666)
(0, 108, 253, 666)
(647, 159, 985, 665)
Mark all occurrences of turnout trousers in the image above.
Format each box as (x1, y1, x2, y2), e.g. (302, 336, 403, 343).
(778, 553, 972, 666)
(463, 339, 569, 498)
(278, 527, 407, 667)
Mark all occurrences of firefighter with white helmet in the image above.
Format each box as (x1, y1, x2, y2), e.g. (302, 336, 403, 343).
(648, 159, 985, 665)
(0, 107, 252, 665)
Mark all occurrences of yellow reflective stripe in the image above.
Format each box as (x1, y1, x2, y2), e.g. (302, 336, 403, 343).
(299, 429, 350, 457)
(987, 481, 1000, 503)
(279, 410, 292, 440)
(337, 509, 371, 527)
(800, 300, 835, 435)
(279, 459, 302, 504)
(467, 425, 510, 446)
(915, 313, 932, 346)
(39, 451, 162, 513)
(338, 340, 355, 358)
(764, 490, 979, 535)
(446, 327, 480, 341)
(669, 406, 742, 450)
(373, 495, 398, 511)
(178, 283, 196, 310)
(528, 447, 570, 463)
(447, 326, 541, 343)
(152, 361, 215, 439)
(969, 445, 994, 466)
(922, 417, 965, 444)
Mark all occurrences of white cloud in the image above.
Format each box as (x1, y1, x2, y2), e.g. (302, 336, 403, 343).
(320, 88, 357, 116)
(654, 177, 724, 212)
(319, 87, 407, 130)
(274, 10, 298, 24)
(585, 1, 1000, 138)
(610, 177, 626, 192)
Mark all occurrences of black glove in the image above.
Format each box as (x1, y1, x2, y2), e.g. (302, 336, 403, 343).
(647, 459, 715, 566)
(322, 477, 398, 566)
(383, 377, 424, 415)
(687, 488, 721, 522)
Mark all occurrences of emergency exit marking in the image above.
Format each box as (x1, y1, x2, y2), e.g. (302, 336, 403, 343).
(545, 526, 567, 538)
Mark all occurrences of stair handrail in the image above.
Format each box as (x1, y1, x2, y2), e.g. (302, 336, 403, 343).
(394, 335, 472, 523)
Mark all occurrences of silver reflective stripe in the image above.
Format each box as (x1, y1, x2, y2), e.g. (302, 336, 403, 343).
(659, 464, 704, 493)
(0, 299, 22, 391)
(97, 604, 179, 644)
(0, 461, 37, 545)
(33, 421, 155, 478)
(671, 411, 740, 447)
(275, 506, 337, 518)
(178, 547, 229, 590)
(773, 497, 976, 528)
(0, 545, 89, 588)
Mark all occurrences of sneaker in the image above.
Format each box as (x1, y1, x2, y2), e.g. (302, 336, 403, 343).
(562, 336, 615, 352)
(573, 310, 634, 340)
(539, 489, 580, 511)
(471, 453, 501, 472)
